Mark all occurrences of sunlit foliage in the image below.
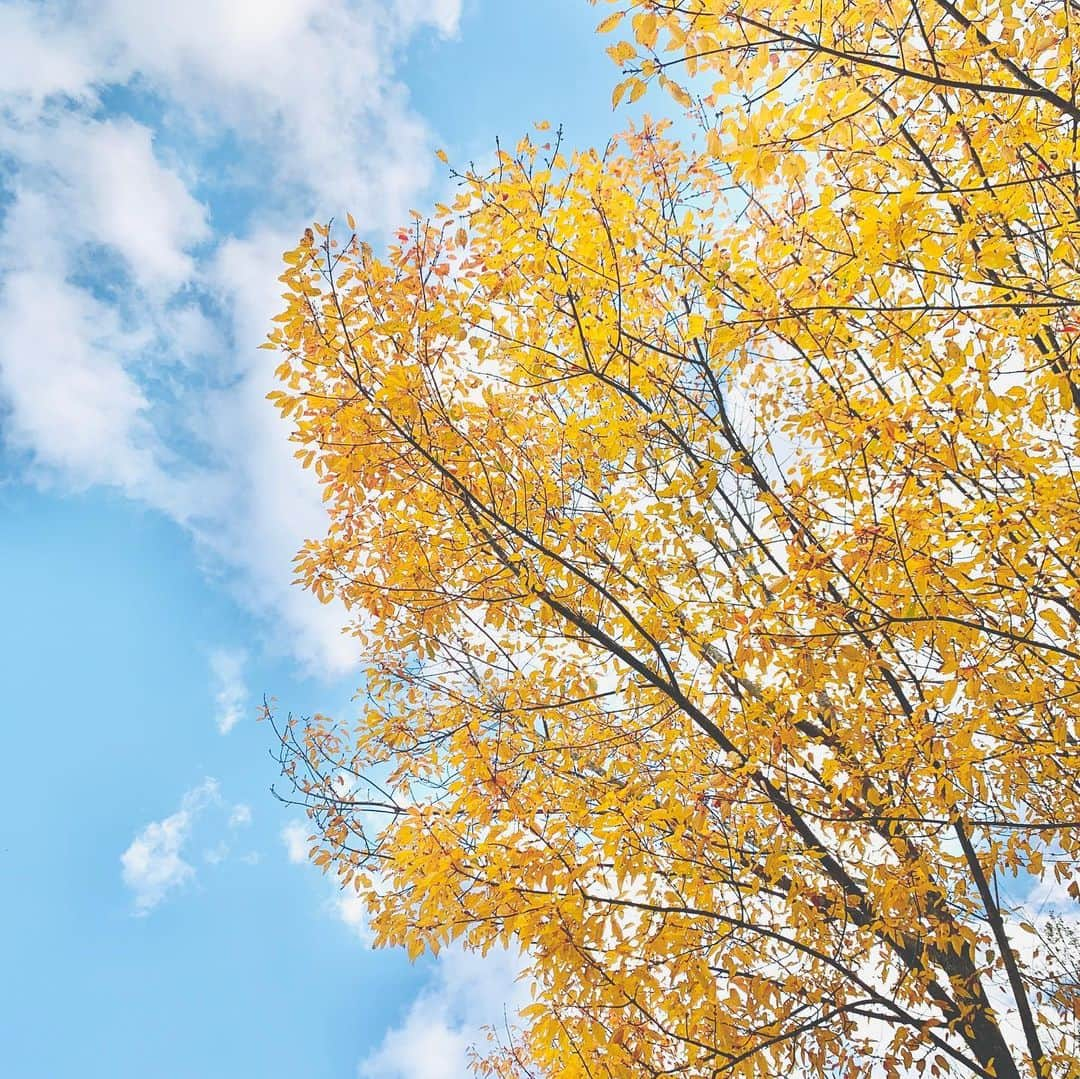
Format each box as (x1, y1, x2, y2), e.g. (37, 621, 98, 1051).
(267, 2, 1080, 1074)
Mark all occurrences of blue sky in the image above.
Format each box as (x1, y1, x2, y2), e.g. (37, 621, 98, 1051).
(0, 3, 649, 1076)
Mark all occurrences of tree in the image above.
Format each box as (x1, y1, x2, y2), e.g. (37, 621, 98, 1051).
(265, 1, 1080, 1075)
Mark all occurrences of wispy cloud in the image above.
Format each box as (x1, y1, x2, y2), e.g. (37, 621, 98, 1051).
(120, 778, 221, 915)
(0, 0, 463, 677)
(282, 820, 375, 943)
(281, 821, 311, 865)
(210, 649, 249, 734)
(280, 812, 531, 1070)
(359, 945, 529, 1079)
(204, 840, 230, 865)
(229, 803, 253, 828)
(332, 891, 374, 946)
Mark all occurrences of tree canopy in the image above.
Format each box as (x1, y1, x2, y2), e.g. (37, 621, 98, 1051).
(266, 1, 1080, 1075)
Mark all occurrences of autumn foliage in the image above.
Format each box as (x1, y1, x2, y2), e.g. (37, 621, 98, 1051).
(267, 0, 1080, 1075)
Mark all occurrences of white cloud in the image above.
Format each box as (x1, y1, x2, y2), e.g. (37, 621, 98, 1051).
(0, 3, 99, 108)
(1024, 866, 1079, 914)
(120, 778, 220, 915)
(204, 840, 230, 865)
(281, 821, 311, 864)
(228, 803, 252, 828)
(210, 648, 249, 734)
(282, 820, 376, 943)
(1, 0, 462, 213)
(281, 812, 530, 1071)
(394, 0, 462, 36)
(0, 270, 161, 491)
(80, 0, 460, 215)
(2, 115, 209, 290)
(333, 891, 374, 946)
(359, 946, 529, 1079)
(0, 114, 209, 514)
(195, 231, 361, 674)
(0, 0, 465, 678)
(360, 1013, 469, 1079)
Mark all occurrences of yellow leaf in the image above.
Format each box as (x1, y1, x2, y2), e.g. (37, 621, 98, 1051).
(606, 40, 636, 66)
(632, 12, 659, 50)
(596, 10, 624, 34)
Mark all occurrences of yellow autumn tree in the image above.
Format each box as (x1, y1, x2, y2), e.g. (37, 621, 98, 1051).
(266, 1, 1080, 1075)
